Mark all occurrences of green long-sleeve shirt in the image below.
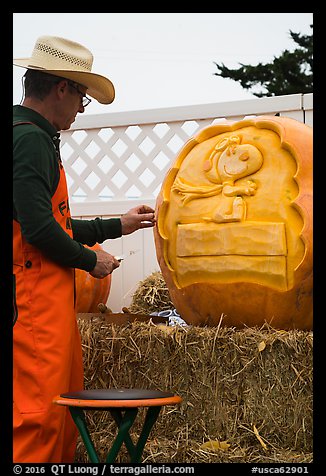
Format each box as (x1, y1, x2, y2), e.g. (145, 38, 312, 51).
(13, 105, 122, 271)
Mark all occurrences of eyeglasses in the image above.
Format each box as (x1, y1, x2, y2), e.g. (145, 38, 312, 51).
(68, 81, 92, 107)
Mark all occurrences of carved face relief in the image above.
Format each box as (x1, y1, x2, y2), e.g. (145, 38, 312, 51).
(217, 143, 263, 182)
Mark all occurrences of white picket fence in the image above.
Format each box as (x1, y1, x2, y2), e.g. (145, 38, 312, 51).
(61, 93, 313, 311)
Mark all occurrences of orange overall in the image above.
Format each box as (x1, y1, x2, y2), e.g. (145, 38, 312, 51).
(13, 135, 84, 463)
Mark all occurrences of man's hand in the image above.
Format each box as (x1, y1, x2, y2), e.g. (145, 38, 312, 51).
(89, 249, 120, 279)
(120, 205, 156, 235)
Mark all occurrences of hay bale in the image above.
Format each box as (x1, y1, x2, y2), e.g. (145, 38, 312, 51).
(128, 271, 174, 314)
(76, 316, 312, 463)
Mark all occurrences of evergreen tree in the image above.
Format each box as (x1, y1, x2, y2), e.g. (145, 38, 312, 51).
(213, 25, 313, 97)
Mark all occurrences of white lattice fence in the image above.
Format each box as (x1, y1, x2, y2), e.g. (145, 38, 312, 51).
(61, 93, 313, 311)
(61, 120, 209, 204)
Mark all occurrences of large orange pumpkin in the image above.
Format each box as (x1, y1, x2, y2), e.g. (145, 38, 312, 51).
(154, 116, 312, 330)
(75, 243, 112, 312)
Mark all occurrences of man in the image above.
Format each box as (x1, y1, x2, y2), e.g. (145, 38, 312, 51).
(13, 35, 156, 463)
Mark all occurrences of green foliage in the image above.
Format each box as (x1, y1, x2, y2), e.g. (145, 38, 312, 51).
(213, 25, 313, 97)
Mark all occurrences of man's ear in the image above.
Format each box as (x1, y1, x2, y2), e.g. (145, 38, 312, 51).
(57, 79, 68, 91)
(55, 80, 68, 96)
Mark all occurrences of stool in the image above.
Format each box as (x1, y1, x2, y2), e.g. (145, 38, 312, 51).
(53, 388, 182, 463)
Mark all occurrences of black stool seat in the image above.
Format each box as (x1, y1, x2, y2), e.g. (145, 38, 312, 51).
(61, 388, 174, 400)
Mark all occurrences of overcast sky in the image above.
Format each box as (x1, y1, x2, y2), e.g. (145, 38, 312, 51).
(13, 13, 313, 115)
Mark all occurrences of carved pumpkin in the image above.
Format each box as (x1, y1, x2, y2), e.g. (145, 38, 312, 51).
(75, 243, 112, 312)
(154, 116, 312, 330)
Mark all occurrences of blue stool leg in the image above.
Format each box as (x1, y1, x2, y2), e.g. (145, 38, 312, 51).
(69, 407, 100, 463)
(130, 406, 162, 463)
(105, 408, 138, 463)
(69, 405, 163, 463)
(109, 409, 136, 456)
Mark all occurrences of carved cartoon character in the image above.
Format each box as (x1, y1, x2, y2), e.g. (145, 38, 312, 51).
(172, 135, 263, 222)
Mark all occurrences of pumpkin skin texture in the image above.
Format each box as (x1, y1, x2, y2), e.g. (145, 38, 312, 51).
(75, 243, 112, 312)
(154, 116, 312, 330)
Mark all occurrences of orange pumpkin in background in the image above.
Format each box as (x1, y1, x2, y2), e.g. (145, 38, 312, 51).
(154, 115, 313, 330)
(75, 243, 112, 312)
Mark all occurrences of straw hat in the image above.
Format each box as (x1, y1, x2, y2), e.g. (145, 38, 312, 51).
(13, 35, 115, 104)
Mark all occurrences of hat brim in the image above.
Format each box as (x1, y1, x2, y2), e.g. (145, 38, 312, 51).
(13, 59, 115, 105)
